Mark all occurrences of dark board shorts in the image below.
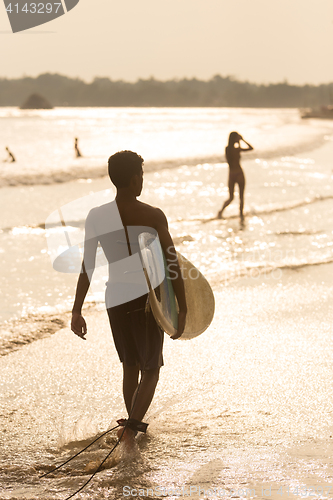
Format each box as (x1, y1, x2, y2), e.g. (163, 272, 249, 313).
(106, 293, 164, 370)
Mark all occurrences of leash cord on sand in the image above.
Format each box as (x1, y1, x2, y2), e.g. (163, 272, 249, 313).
(62, 422, 131, 500)
(61, 302, 150, 500)
(63, 377, 144, 500)
(43, 296, 151, 500)
(39, 424, 120, 478)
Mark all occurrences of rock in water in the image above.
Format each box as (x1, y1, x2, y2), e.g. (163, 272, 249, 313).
(20, 94, 53, 109)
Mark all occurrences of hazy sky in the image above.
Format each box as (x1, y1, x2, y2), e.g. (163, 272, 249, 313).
(1, 0, 332, 85)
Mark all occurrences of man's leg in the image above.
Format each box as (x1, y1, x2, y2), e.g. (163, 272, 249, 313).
(119, 367, 160, 444)
(130, 368, 160, 422)
(123, 363, 140, 415)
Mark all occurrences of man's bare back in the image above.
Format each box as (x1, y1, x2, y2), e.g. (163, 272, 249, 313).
(117, 197, 175, 254)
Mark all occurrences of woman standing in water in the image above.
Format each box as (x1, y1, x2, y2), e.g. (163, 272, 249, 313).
(217, 131, 253, 222)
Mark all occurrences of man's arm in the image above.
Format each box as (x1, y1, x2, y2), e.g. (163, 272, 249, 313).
(154, 209, 187, 340)
(71, 264, 90, 340)
(71, 213, 98, 340)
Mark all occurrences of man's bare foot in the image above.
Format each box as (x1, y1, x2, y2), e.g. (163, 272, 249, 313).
(117, 426, 136, 447)
(217, 210, 223, 219)
(119, 427, 137, 452)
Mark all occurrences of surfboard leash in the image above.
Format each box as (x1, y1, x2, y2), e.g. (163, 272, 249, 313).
(40, 423, 121, 479)
(40, 394, 146, 500)
(61, 377, 147, 500)
(60, 301, 152, 500)
(62, 424, 128, 500)
(42, 290, 152, 499)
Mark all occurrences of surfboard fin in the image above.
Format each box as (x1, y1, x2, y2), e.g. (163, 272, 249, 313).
(117, 418, 148, 433)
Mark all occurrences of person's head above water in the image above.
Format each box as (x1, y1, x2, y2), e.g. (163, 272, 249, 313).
(228, 131, 241, 146)
(108, 150, 144, 191)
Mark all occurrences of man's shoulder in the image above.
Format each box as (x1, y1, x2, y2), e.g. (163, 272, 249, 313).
(137, 201, 166, 224)
(87, 199, 167, 231)
(139, 200, 163, 214)
(87, 201, 117, 217)
(86, 201, 123, 232)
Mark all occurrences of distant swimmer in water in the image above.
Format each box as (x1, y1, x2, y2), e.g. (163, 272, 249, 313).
(74, 137, 82, 158)
(4, 147, 16, 163)
(217, 132, 253, 223)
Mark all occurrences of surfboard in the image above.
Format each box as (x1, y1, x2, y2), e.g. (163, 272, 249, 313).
(139, 232, 215, 340)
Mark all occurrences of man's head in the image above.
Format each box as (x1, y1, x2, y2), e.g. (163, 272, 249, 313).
(108, 151, 144, 192)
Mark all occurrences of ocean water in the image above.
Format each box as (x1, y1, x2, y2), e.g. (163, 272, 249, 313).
(1, 108, 333, 499)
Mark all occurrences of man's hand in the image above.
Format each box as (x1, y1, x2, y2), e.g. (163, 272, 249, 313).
(171, 309, 187, 340)
(71, 311, 87, 340)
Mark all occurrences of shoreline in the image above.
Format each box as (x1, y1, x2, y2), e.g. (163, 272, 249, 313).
(1, 258, 332, 357)
(0, 132, 329, 190)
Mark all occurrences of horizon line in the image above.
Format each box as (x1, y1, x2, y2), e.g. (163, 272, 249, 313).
(0, 72, 333, 88)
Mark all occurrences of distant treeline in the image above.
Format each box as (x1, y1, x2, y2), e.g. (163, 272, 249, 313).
(1, 73, 333, 108)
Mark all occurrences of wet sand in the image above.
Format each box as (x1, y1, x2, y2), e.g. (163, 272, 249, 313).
(1, 260, 333, 499)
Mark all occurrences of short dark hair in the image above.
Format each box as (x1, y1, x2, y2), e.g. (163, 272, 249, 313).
(108, 151, 144, 188)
